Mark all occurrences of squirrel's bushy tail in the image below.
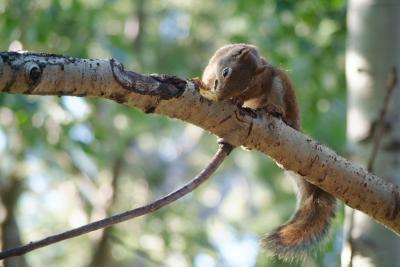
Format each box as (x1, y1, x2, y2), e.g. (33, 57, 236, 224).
(262, 173, 336, 261)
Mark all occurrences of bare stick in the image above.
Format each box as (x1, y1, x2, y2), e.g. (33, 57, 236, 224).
(2, 52, 400, 236)
(367, 67, 397, 172)
(0, 143, 234, 260)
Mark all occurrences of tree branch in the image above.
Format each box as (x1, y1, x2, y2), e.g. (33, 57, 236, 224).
(0, 142, 233, 259)
(1, 51, 400, 236)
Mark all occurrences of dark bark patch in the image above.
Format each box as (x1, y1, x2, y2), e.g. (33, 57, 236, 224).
(23, 62, 42, 93)
(144, 105, 156, 114)
(151, 74, 187, 98)
(25, 62, 42, 84)
(110, 92, 127, 104)
(110, 58, 186, 100)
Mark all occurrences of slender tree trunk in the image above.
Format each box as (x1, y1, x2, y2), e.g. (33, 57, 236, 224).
(344, 0, 400, 266)
(1, 177, 29, 267)
(89, 153, 125, 267)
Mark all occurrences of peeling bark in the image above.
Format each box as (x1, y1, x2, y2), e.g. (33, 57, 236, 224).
(1, 51, 400, 236)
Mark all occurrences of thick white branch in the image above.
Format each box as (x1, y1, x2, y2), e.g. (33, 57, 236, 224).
(1, 51, 399, 235)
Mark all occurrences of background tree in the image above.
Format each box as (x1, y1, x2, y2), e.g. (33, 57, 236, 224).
(0, 1, 346, 267)
(343, 0, 400, 266)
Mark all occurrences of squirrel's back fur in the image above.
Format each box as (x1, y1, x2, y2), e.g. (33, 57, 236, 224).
(262, 173, 336, 261)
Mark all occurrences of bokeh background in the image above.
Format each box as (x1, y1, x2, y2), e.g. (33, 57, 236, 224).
(0, 1, 346, 266)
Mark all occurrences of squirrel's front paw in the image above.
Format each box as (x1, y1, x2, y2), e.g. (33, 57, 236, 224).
(191, 77, 209, 91)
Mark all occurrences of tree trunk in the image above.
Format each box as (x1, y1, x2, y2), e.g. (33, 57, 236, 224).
(344, 0, 400, 266)
(1, 177, 29, 267)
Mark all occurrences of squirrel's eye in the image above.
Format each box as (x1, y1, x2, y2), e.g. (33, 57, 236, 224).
(222, 67, 231, 78)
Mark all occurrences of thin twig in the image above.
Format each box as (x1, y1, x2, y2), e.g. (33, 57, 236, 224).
(0, 143, 234, 260)
(348, 67, 397, 267)
(367, 67, 397, 172)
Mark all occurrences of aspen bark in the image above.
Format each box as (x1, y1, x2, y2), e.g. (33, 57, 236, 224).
(343, 0, 400, 266)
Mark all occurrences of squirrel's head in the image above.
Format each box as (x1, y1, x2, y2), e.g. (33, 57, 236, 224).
(201, 44, 266, 101)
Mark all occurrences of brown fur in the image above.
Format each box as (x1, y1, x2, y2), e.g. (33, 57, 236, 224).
(262, 178, 336, 261)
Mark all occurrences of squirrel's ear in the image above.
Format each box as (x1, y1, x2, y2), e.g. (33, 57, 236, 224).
(237, 47, 252, 59)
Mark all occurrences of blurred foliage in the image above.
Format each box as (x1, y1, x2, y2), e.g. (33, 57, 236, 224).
(0, 0, 346, 266)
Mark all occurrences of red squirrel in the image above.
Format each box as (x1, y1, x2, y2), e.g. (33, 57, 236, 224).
(198, 44, 336, 261)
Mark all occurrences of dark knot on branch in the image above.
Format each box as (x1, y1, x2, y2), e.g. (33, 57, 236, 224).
(110, 58, 186, 100)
